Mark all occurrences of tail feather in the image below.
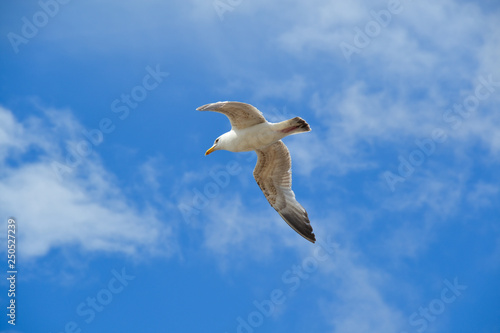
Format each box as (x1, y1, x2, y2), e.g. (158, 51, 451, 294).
(277, 117, 311, 134)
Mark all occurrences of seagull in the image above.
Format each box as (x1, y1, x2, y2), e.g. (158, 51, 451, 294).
(197, 101, 316, 243)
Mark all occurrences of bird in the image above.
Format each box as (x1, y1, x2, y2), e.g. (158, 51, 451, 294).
(197, 101, 316, 243)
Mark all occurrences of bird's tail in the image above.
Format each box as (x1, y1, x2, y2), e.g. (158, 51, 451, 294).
(276, 117, 311, 135)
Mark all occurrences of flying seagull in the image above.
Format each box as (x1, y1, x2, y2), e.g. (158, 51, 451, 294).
(197, 101, 316, 243)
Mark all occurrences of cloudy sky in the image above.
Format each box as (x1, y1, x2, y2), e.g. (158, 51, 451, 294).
(1, 0, 499, 332)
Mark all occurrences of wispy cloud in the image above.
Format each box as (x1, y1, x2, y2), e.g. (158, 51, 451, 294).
(1, 0, 499, 331)
(0, 106, 175, 260)
(278, 1, 500, 180)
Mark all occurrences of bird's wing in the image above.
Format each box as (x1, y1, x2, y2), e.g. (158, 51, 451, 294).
(253, 141, 316, 243)
(197, 101, 267, 130)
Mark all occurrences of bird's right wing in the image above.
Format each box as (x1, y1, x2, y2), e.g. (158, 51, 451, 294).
(253, 141, 316, 243)
(197, 101, 267, 130)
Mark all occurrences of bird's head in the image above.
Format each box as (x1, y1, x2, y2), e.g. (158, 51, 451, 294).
(205, 136, 222, 155)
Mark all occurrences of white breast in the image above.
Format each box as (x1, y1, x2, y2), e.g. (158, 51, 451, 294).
(226, 122, 284, 152)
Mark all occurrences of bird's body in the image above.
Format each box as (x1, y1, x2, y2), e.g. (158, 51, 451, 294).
(213, 122, 275, 152)
(213, 121, 303, 152)
(197, 101, 316, 243)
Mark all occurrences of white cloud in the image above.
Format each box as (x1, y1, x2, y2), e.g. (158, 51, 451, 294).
(466, 182, 499, 209)
(201, 195, 280, 256)
(175, 0, 500, 288)
(0, 108, 27, 160)
(2, 1, 499, 331)
(269, 0, 500, 176)
(383, 170, 465, 216)
(278, 0, 378, 55)
(174, 160, 321, 266)
(252, 75, 307, 102)
(188, 192, 308, 263)
(299, 235, 408, 333)
(0, 106, 175, 260)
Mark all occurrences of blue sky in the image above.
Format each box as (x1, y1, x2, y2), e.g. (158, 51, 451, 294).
(1, 0, 499, 332)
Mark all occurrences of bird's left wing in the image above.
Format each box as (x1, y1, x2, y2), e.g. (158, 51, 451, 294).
(197, 101, 267, 130)
(253, 141, 316, 243)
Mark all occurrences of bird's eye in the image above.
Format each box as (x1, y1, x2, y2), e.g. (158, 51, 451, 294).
(215, 138, 220, 144)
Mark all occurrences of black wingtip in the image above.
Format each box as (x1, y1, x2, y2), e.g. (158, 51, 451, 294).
(309, 233, 317, 243)
(292, 117, 311, 132)
(278, 210, 316, 243)
(303, 229, 316, 243)
(299, 229, 316, 243)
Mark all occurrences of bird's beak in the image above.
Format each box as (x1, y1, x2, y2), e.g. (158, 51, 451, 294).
(205, 145, 216, 156)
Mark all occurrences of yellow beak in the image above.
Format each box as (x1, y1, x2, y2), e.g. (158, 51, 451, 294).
(205, 145, 216, 156)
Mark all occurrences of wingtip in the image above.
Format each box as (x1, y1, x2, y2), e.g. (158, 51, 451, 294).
(302, 230, 316, 243)
(196, 104, 209, 111)
(278, 210, 316, 244)
(308, 233, 317, 243)
(196, 101, 229, 111)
